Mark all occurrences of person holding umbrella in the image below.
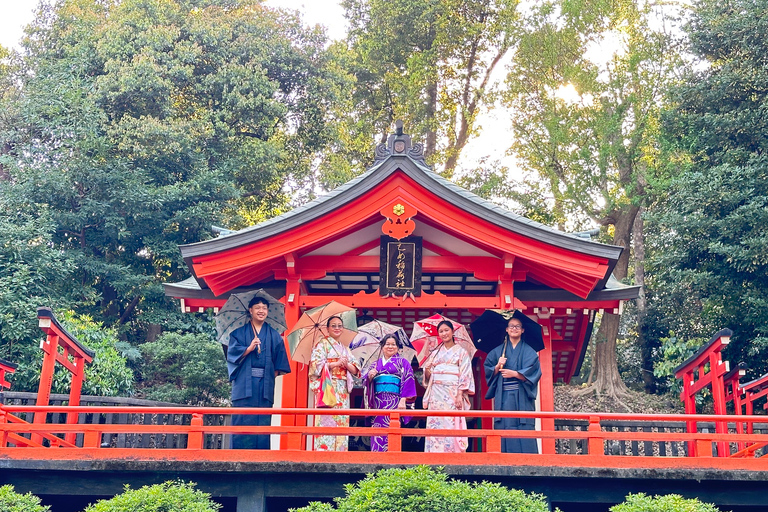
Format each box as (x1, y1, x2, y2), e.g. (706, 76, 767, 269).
(362, 334, 417, 452)
(309, 315, 361, 451)
(483, 316, 542, 453)
(422, 320, 475, 453)
(226, 296, 291, 450)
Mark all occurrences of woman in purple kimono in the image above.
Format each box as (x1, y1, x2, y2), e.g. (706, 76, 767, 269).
(362, 334, 417, 452)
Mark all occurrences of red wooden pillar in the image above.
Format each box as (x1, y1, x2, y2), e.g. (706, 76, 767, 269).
(680, 369, 698, 456)
(33, 331, 59, 444)
(538, 314, 555, 454)
(66, 355, 86, 445)
(35, 308, 94, 445)
(709, 351, 729, 457)
(280, 277, 302, 448)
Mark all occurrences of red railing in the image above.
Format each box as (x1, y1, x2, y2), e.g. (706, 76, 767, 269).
(2, 405, 768, 470)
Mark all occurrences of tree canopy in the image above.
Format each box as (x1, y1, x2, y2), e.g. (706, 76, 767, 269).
(647, 0, 768, 383)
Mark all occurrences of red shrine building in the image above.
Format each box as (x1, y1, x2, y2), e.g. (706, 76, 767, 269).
(164, 126, 639, 453)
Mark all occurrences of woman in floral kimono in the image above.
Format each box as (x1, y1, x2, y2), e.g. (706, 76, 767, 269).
(309, 315, 361, 451)
(362, 334, 417, 452)
(422, 320, 475, 453)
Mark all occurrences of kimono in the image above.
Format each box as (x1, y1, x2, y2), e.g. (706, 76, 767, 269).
(362, 353, 417, 452)
(309, 337, 360, 451)
(227, 322, 291, 449)
(484, 338, 542, 453)
(423, 343, 475, 453)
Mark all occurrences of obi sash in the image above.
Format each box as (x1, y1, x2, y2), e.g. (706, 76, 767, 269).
(373, 374, 401, 394)
(502, 379, 520, 391)
(327, 358, 347, 379)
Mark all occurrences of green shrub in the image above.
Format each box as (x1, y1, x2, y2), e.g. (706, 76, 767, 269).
(139, 332, 228, 405)
(0, 484, 50, 512)
(83, 481, 220, 512)
(55, 311, 134, 397)
(290, 465, 549, 512)
(611, 493, 723, 512)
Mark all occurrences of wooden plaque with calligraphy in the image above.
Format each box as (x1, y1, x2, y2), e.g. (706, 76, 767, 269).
(379, 235, 422, 296)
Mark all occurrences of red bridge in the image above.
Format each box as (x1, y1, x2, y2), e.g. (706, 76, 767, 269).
(2, 129, 767, 512)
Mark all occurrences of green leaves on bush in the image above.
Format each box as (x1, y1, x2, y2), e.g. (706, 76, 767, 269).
(84, 481, 220, 512)
(55, 311, 134, 397)
(611, 493, 723, 512)
(138, 331, 228, 405)
(290, 465, 549, 512)
(0, 484, 50, 512)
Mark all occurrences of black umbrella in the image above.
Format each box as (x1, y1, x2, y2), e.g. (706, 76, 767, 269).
(469, 309, 544, 352)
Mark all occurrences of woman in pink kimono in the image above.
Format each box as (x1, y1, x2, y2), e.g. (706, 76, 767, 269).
(309, 315, 360, 451)
(422, 320, 475, 452)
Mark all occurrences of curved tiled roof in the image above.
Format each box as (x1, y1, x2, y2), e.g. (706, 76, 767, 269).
(180, 151, 622, 267)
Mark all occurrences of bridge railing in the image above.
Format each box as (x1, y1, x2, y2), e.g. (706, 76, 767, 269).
(555, 418, 768, 457)
(2, 404, 768, 469)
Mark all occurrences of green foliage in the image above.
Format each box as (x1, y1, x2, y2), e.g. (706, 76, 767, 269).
(290, 466, 549, 512)
(0, 194, 83, 390)
(139, 331, 228, 405)
(54, 311, 134, 396)
(652, 333, 706, 393)
(0, 0, 347, 350)
(342, 0, 521, 173)
(84, 481, 220, 512)
(610, 493, 722, 512)
(0, 485, 50, 512)
(647, 0, 768, 383)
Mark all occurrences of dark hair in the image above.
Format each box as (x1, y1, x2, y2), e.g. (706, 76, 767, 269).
(436, 320, 455, 333)
(248, 296, 270, 309)
(379, 333, 403, 350)
(326, 315, 343, 328)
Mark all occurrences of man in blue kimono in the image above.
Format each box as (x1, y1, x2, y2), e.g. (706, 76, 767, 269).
(227, 296, 291, 449)
(484, 317, 542, 453)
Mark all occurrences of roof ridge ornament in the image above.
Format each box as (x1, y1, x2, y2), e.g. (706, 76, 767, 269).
(373, 120, 428, 167)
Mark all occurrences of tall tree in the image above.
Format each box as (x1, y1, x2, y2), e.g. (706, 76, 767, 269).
(342, 0, 521, 175)
(1, 0, 345, 342)
(647, 0, 768, 380)
(502, 0, 683, 398)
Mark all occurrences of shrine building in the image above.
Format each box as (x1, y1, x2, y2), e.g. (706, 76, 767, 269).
(164, 125, 639, 452)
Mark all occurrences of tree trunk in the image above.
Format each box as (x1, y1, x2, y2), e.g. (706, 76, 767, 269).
(577, 204, 640, 399)
(633, 210, 654, 393)
(424, 80, 437, 159)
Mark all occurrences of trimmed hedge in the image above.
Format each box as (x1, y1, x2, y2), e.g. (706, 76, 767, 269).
(290, 465, 550, 512)
(0, 484, 50, 512)
(83, 481, 220, 512)
(611, 493, 723, 512)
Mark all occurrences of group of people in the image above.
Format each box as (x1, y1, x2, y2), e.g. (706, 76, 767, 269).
(227, 296, 542, 454)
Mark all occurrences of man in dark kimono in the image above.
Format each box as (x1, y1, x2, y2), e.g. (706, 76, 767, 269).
(227, 296, 291, 449)
(484, 317, 542, 453)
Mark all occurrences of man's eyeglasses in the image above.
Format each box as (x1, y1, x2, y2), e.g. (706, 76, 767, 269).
(506, 325, 523, 330)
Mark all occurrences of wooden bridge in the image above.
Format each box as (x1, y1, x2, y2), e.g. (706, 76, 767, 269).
(1, 398, 768, 512)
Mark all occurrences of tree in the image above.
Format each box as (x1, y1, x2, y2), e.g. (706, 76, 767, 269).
(139, 331, 228, 405)
(290, 465, 549, 512)
(341, 0, 521, 175)
(646, 0, 768, 383)
(501, 0, 683, 399)
(1, 0, 346, 345)
(0, 193, 83, 390)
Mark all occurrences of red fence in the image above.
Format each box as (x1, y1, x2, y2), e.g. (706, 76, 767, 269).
(1, 404, 768, 470)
